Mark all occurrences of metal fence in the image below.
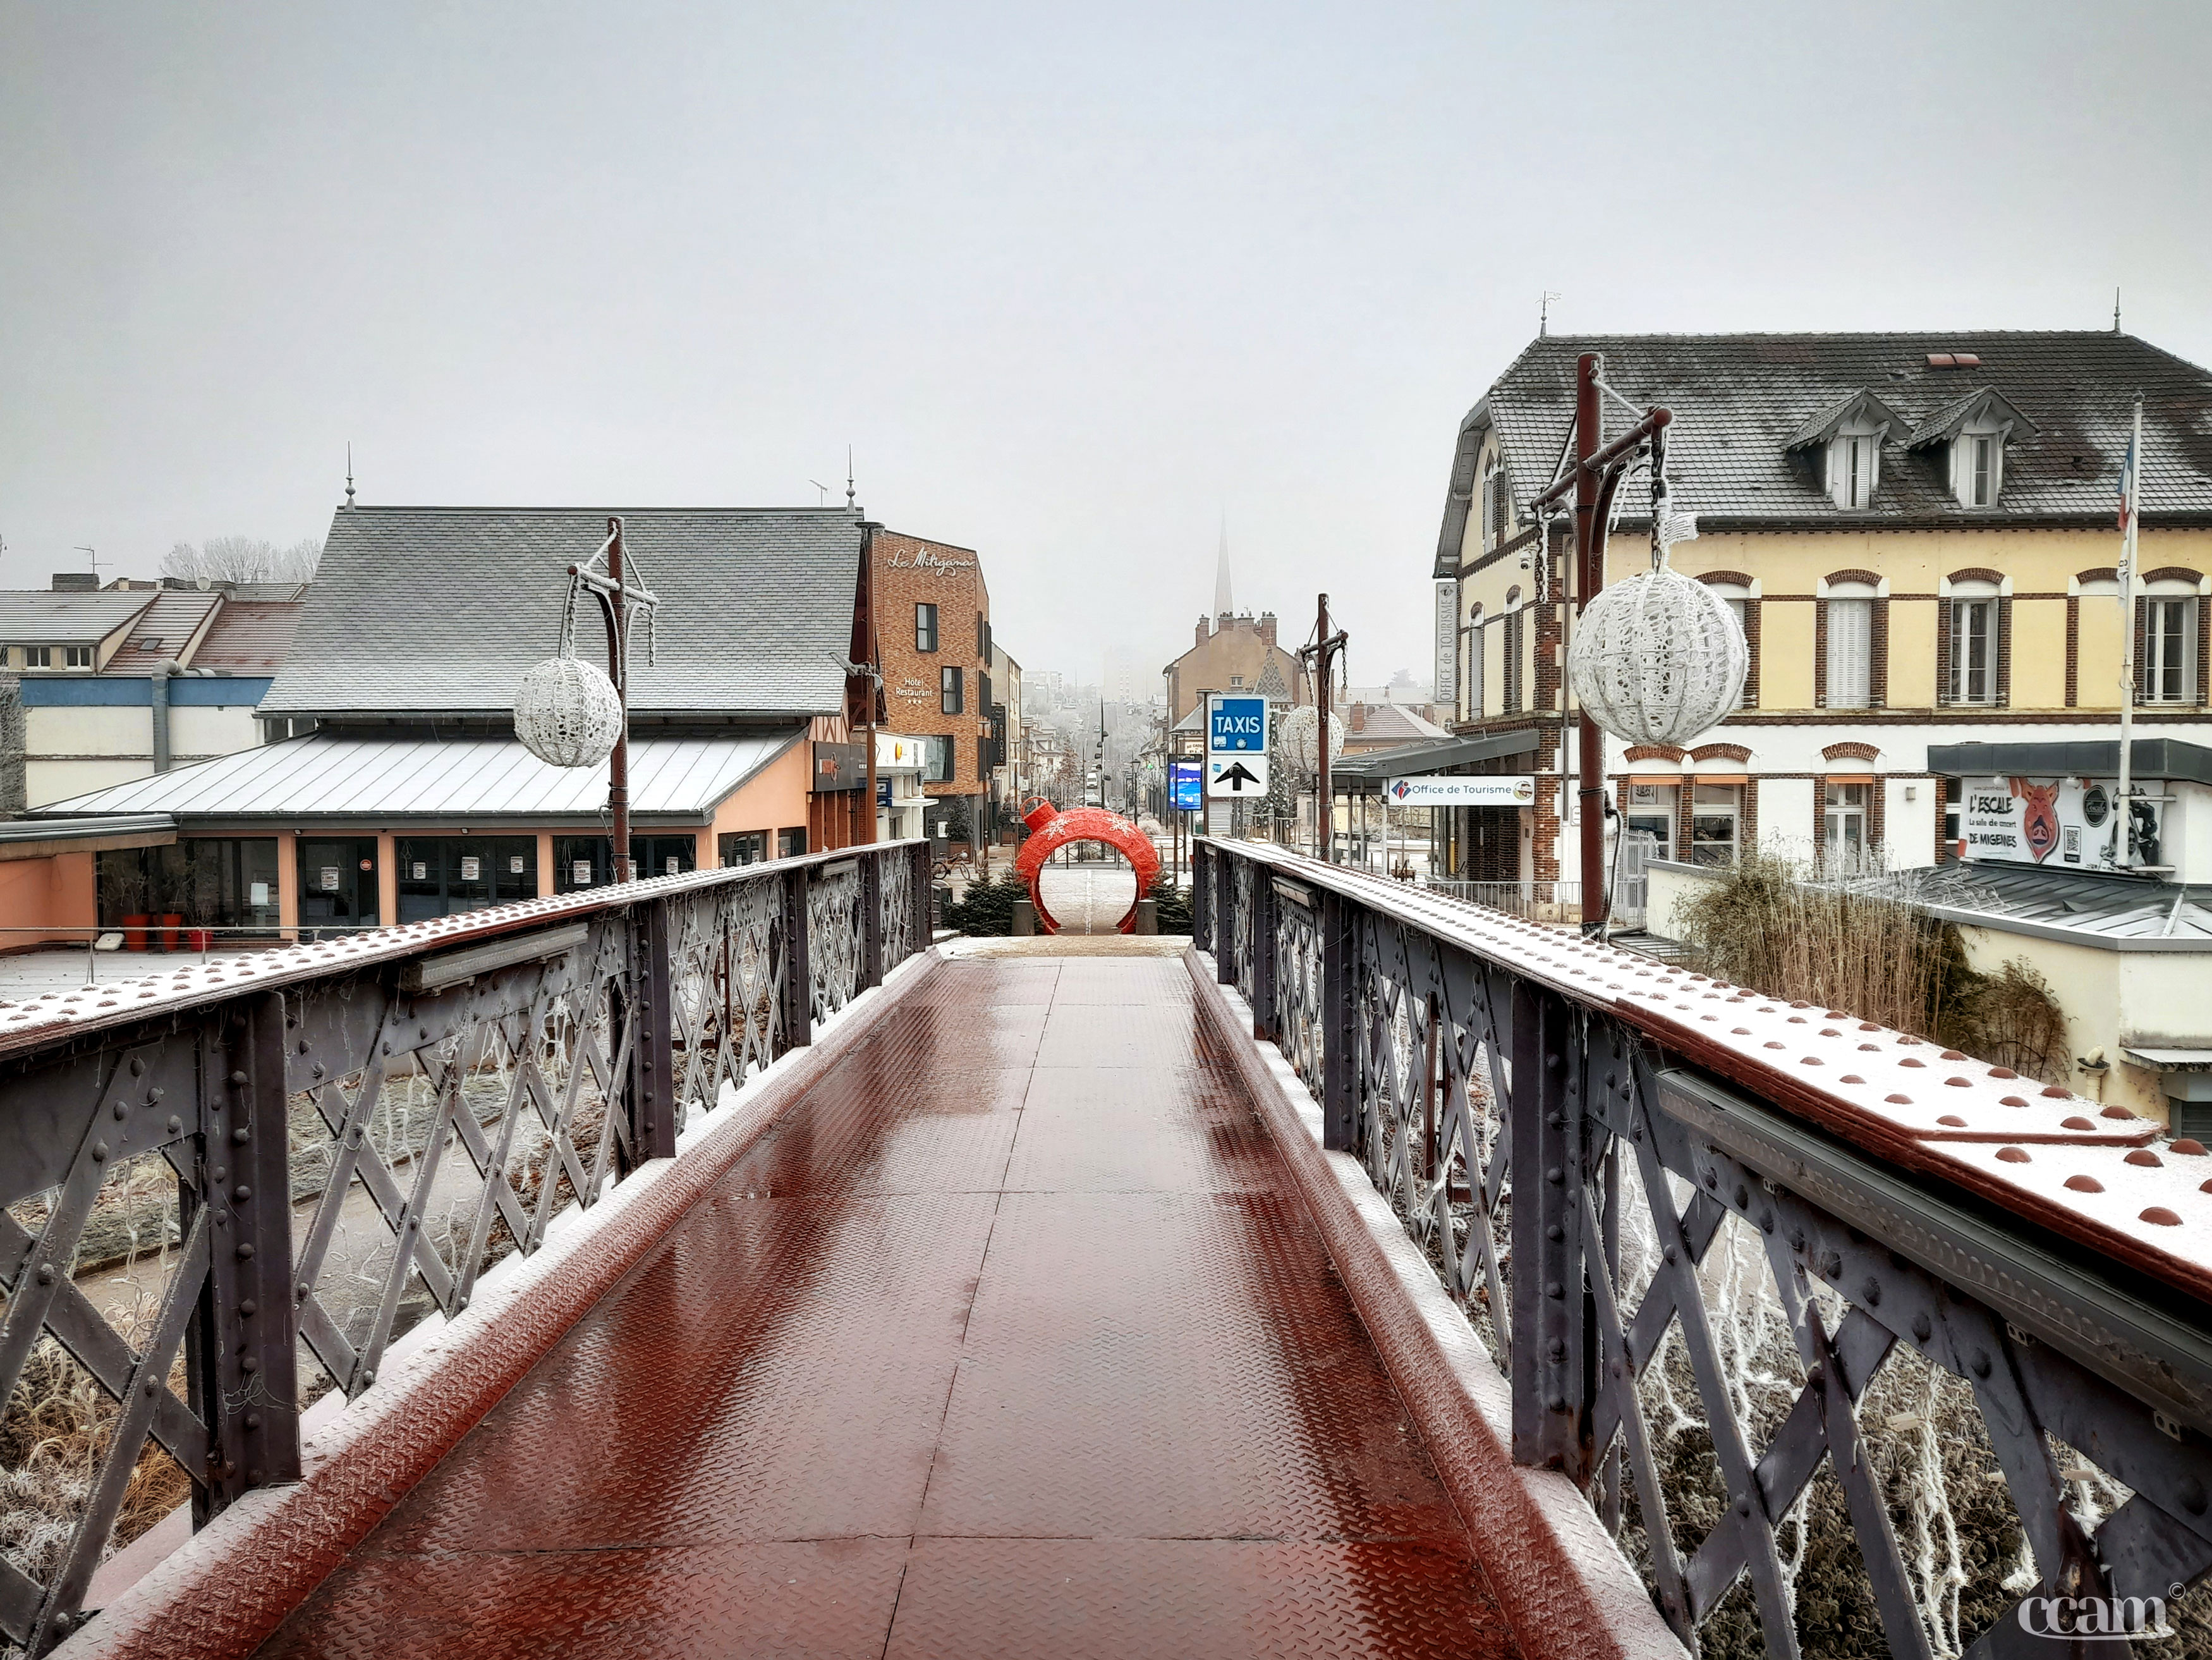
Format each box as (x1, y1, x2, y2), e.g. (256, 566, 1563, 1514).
(0, 839, 928, 1656)
(1194, 836, 2212, 1657)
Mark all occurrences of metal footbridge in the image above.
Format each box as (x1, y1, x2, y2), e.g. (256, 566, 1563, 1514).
(0, 839, 2203, 1657)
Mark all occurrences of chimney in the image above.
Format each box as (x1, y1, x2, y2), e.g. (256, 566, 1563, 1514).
(50, 573, 96, 591)
(1258, 611, 1277, 648)
(1350, 702, 1367, 733)
(1196, 615, 1210, 649)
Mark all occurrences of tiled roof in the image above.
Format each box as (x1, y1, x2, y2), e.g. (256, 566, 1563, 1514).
(0, 592, 154, 643)
(104, 593, 222, 669)
(1438, 331, 2212, 568)
(1347, 702, 1448, 744)
(190, 599, 303, 673)
(262, 506, 866, 720)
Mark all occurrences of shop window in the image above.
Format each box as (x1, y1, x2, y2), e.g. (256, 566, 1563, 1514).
(719, 830, 769, 867)
(397, 838, 537, 921)
(923, 735, 955, 783)
(97, 839, 282, 936)
(778, 827, 807, 858)
(1687, 784, 1739, 867)
(298, 838, 379, 930)
(554, 834, 695, 892)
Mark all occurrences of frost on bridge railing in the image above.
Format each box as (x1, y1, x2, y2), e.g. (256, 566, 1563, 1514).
(0, 839, 929, 1656)
(1197, 837, 2212, 1658)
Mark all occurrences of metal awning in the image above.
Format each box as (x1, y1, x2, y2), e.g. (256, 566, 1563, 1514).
(2122, 1047, 2212, 1072)
(1928, 737, 2212, 788)
(1332, 728, 1540, 785)
(33, 729, 805, 824)
(0, 814, 175, 862)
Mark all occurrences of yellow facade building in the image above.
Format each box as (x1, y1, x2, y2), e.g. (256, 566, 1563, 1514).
(1433, 332, 2212, 881)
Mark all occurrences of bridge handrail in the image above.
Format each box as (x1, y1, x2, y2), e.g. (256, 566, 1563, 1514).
(0, 839, 932, 1654)
(1194, 834, 2212, 1657)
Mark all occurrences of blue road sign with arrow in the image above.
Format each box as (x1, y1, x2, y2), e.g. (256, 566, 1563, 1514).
(1206, 695, 1267, 753)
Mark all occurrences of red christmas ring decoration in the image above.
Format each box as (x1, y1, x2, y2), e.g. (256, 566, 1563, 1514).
(1013, 796, 1161, 934)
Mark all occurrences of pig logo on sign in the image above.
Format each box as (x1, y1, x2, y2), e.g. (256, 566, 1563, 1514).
(2010, 777, 2062, 864)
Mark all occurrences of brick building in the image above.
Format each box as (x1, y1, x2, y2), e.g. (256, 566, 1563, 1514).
(870, 529, 997, 849)
(1162, 612, 1311, 726)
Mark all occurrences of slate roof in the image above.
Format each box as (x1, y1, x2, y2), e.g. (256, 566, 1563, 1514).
(36, 729, 803, 822)
(0, 592, 154, 643)
(262, 507, 866, 720)
(1437, 332, 2212, 571)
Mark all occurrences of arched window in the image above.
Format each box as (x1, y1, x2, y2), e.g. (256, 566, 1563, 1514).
(1502, 587, 1524, 713)
(2143, 577, 2203, 705)
(1823, 581, 1877, 709)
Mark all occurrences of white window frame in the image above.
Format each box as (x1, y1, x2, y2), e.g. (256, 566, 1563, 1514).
(1823, 781, 1869, 868)
(2144, 587, 2199, 705)
(1949, 587, 1999, 705)
(1952, 422, 2006, 507)
(63, 645, 93, 669)
(1828, 427, 1881, 509)
(1687, 783, 1741, 867)
(1825, 585, 1875, 709)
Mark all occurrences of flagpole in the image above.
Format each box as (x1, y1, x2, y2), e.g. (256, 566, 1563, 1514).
(2113, 394, 2144, 867)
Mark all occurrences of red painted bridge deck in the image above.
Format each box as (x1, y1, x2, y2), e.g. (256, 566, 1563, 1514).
(258, 957, 1519, 1659)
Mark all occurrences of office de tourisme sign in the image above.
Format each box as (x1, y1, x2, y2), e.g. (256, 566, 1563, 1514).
(1386, 775, 1536, 807)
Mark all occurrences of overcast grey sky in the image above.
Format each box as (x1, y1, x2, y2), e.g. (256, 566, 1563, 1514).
(4, 2, 2208, 690)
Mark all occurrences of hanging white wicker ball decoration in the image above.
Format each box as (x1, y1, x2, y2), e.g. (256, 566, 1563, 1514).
(1567, 567, 1747, 747)
(514, 656, 623, 769)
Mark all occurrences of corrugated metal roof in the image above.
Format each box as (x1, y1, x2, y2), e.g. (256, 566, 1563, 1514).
(0, 814, 174, 844)
(261, 507, 865, 719)
(190, 600, 304, 671)
(0, 592, 154, 642)
(33, 729, 803, 821)
(1907, 862, 2212, 948)
(104, 593, 222, 669)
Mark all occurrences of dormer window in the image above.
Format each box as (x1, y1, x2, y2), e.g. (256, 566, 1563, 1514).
(1832, 430, 1880, 509)
(1907, 388, 2031, 508)
(1785, 389, 1909, 513)
(1959, 430, 2002, 506)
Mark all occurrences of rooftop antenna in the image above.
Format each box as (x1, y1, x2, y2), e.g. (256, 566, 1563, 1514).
(846, 446, 856, 509)
(809, 479, 830, 506)
(74, 546, 104, 580)
(2113, 286, 2123, 334)
(1540, 291, 1562, 337)
(345, 442, 356, 506)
